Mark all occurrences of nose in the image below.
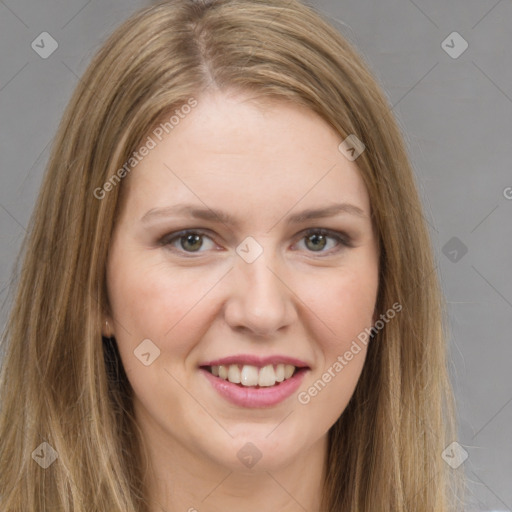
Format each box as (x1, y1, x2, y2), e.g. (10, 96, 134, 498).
(222, 249, 297, 337)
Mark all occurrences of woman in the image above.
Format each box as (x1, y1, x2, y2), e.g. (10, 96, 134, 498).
(0, 0, 466, 510)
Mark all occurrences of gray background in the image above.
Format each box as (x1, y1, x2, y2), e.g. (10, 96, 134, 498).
(0, 0, 511, 510)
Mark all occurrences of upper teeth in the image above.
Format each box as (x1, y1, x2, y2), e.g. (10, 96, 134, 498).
(211, 364, 296, 387)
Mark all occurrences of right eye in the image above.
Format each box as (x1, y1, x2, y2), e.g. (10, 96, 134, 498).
(160, 230, 217, 255)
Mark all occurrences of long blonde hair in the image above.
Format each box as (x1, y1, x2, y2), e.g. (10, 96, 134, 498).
(0, 0, 466, 510)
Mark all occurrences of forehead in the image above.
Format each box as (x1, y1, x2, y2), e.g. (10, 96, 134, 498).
(119, 90, 371, 226)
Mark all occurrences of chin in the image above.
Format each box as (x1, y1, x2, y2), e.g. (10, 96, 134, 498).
(207, 428, 312, 473)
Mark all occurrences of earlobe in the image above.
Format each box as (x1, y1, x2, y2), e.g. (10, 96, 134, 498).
(103, 318, 114, 338)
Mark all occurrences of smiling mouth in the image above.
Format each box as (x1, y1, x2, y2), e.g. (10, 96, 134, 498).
(201, 363, 302, 388)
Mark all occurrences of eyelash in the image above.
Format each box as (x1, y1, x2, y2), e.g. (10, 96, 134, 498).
(159, 228, 353, 257)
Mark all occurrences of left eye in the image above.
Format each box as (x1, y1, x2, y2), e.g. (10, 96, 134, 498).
(161, 229, 350, 256)
(295, 228, 349, 253)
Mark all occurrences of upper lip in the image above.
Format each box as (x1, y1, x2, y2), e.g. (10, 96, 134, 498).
(200, 354, 310, 369)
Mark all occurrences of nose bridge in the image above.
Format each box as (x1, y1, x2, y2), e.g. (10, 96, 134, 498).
(223, 243, 296, 336)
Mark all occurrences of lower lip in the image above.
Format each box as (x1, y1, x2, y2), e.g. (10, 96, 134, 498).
(200, 367, 308, 408)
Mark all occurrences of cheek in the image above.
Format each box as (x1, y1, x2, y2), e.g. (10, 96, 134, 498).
(294, 267, 377, 422)
(299, 260, 378, 348)
(106, 254, 223, 366)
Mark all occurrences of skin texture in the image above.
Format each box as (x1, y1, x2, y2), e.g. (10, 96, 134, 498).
(104, 89, 379, 512)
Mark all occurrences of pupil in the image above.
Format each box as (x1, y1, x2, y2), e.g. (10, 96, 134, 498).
(182, 234, 202, 251)
(306, 233, 326, 251)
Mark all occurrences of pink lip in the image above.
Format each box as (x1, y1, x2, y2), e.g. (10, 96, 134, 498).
(200, 367, 309, 408)
(200, 354, 310, 368)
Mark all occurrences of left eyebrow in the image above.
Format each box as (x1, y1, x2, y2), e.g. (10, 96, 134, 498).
(140, 202, 368, 227)
(286, 203, 367, 223)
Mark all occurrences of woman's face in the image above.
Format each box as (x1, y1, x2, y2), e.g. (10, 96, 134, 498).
(105, 89, 379, 474)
